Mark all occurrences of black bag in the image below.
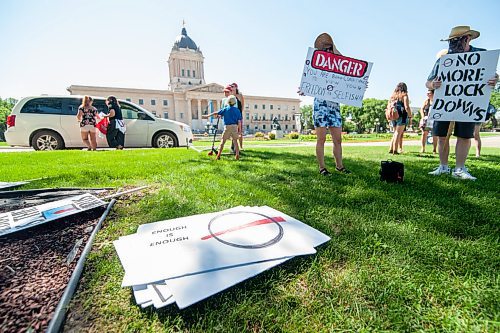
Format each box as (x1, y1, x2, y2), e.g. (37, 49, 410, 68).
(380, 160, 404, 183)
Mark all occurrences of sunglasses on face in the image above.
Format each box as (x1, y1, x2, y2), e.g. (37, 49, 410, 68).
(322, 46, 334, 52)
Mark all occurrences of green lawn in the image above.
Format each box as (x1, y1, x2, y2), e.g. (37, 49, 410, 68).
(0, 142, 7, 146)
(192, 132, 500, 147)
(1, 146, 499, 332)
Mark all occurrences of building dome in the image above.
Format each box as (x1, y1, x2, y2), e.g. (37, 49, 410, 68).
(173, 27, 199, 51)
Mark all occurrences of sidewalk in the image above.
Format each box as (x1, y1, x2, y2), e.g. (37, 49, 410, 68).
(1, 136, 498, 152)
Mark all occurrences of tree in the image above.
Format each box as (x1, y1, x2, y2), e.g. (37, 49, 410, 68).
(300, 105, 314, 131)
(341, 98, 388, 133)
(490, 91, 500, 110)
(0, 98, 17, 141)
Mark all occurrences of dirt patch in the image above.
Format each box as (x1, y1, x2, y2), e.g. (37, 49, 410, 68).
(0, 209, 104, 332)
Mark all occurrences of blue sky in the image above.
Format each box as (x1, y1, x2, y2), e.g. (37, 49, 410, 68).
(0, 0, 498, 107)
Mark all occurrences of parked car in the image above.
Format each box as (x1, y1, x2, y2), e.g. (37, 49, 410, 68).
(5, 96, 193, 150)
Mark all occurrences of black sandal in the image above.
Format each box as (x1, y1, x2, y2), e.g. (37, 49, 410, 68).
(336, 167, 351, 174)
(319, 168, 331, 176)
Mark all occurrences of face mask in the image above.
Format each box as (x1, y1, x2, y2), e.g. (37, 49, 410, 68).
(448, 36, 467, 53)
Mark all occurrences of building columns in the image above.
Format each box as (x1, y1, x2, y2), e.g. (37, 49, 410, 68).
(197, 99, 202, 119)
(186, 98, 192, 126)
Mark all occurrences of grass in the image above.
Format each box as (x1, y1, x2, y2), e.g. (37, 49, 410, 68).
(192, 132, 500, 147)
(0, 142, 7, 146)
(1, 145, 499, 332)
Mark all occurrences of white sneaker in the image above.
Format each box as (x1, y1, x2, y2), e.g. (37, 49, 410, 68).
(428, 166, 450, 176)
(452, 168, 476, 180)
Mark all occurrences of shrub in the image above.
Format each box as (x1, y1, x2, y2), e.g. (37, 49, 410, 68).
(268, 132, 276, 140)
(288, 132, 300, 139)
(299, 134, 317, 141)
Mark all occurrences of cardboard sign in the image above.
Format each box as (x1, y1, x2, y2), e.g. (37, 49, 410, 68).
(0, 194, 106, 236)
(430, 50, 499, 122)
(115, 207, 328, 288)
(127, 206, 330, 309)
(115, 208, 317, 287)
(300, 47, 372, 107)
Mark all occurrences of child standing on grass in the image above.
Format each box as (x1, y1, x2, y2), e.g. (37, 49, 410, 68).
(202, 95, 242, 160)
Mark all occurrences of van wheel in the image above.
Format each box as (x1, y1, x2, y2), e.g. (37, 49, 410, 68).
(31, 130, 65, 150)
(153, 131, 177, 148)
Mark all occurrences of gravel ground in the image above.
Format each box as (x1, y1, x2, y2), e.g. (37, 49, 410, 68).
(0, 209, 104, 332)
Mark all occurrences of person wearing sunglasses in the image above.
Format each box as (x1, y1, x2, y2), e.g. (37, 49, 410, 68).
(426, 26, 498, 180)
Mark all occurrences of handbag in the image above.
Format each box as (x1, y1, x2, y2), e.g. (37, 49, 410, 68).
(380, 160, 404, 183)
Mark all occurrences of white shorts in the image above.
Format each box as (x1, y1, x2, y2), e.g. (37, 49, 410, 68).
(80, 125, 96, 133)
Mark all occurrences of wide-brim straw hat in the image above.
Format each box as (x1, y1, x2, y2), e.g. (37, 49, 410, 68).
(441, 26, 480, 41)
(314, 33, 340, 54)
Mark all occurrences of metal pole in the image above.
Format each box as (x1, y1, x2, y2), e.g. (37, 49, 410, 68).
(46, 199, 116, 333)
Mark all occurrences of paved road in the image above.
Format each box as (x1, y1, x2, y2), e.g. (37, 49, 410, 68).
(1, 136, 499, 153)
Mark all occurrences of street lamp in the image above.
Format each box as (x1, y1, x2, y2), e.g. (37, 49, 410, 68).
(375, 118, 380, 134)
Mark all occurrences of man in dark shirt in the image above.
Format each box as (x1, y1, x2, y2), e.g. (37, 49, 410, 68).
(426, 26, 498, 180)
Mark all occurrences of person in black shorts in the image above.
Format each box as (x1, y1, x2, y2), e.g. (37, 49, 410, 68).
(426, 26, 498, 180)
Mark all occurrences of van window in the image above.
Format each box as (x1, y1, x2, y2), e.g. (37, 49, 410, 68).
(61, 98, 81, 115)
(21, 98, 62, 114)
(92, 100, 108, 115)
(121, 102, 152, 120)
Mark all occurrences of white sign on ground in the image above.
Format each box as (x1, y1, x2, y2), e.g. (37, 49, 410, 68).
(430, 49, 499, 122)
(127, 206, 330, 309)
(299, 47, 372, 107)
(115, 207, 318, 287)
(0, 194, 106, 236)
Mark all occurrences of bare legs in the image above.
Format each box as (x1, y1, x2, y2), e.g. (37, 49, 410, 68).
(80, 131, 91, 150)
(421, 130, 428, 153)
(390, 125, 405, 153)
(315, 127, 327, 170)
(238, 133, 243, 150)
(421, 130, 438, 153)
(455, 137, 471, 169)
(216, 137, 239, 160)
(315, 127, 344, 171)
(437, 136, 450, 166)
(80, 130, 97, 150)
(473, 124, 481, 157)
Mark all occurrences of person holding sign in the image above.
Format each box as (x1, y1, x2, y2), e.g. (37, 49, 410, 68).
(426, 26, 498, 180)
(299, 33, 350, 176)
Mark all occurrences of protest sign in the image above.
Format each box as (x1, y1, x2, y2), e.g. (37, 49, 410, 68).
(115, 208, 318, 287)
(430, 49, 499, 122)
(299, 47, 372, 107)
(0, 194, 106, 236)
(126, 206, 330, 309)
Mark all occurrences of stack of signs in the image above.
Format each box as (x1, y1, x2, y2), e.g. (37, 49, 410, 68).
(299, 47, 373, 107)
(114, 206, 330, 309)
(0, 194, 106, 236)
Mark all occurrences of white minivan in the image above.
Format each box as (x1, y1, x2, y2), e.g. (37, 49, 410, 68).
(5, 96, 193, 150)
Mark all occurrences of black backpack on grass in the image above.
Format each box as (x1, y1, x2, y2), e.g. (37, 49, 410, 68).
(380, 160, 404, 183)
